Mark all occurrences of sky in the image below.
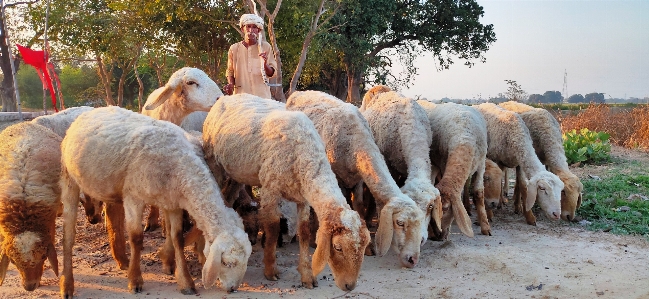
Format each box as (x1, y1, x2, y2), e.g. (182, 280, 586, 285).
(398, 0, 649, 101)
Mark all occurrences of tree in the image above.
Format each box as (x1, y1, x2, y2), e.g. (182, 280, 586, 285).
(542, 90, 562, 103)
(504, 79, 527, 102)
(326, 0, 496, 103)
(527, 94, 544, 103)
(567, 94, 584, 103)
(584, 92, 605, 103)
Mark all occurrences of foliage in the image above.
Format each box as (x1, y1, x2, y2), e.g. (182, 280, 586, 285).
(584, 92, 605, 103)
(542, 90, 562, 103)
(579, 171, 649, 236)
(527, 94, 543, 103)
(504, 79, 526, 102)
(567, 94, 585, 103)
(559, 103, 649, 149)
(563, 128, 611, 165)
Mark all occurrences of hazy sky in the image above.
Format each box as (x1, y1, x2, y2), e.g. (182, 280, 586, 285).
(399, 0, 649, 100)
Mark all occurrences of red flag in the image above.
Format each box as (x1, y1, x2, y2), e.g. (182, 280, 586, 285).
(16, 44, 59, 112)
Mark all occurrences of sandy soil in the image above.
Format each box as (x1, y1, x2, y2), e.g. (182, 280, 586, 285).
(1, 127, 648, 298)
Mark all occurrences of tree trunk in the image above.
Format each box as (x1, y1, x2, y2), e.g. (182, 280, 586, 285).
(345, 62, 362, 105)
(0, 16, 16, 112)
(265, 17, 285, 102)
(134, 60, 144, 112)
(96, 54, 116, 106)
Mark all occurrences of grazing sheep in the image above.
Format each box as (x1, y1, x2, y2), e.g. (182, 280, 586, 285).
(498, 101, 583, 221)
(360, 86, 473, 238)
(58, 106, 251, 297)
(203, 94, 370, 291)
(417, 101, 489, 237)
(32, 106, 94, 138)
(0, 122, 61, 292)
(287, 90, 426, 267)
(142, 67, 223, 232)
(474, 103, 564, 225)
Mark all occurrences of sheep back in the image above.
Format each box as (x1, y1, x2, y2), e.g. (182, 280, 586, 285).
(32, 106, 94, 137)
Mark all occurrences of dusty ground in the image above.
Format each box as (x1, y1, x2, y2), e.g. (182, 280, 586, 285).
(1, 120, 648, 299)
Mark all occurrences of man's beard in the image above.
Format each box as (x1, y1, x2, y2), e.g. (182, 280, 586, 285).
(246, 32, 258, 43)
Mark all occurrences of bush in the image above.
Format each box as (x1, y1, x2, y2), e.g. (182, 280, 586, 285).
(563, 128, 611, 164)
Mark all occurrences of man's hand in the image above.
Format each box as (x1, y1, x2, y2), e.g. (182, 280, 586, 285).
(223, 83, 234, 95)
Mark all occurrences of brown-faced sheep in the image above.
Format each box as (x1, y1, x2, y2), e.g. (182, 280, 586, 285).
(417, 101, 489, 237)
(498, 101, 583, 221)
(0, 122, 61, 291)
(202, 94, 370, 291)
(287, 90, 426, 268)
(360, 86, 473, 239)
(59, 106, 251, 298)
(474, 103, 564, 225)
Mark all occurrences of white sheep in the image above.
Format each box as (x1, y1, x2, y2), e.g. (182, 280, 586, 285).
(498, 101, 583, 221)
(58, 106, 251, 297)
(202, 93, 370, 291)
(417, 101, 490, 237)
(287, 90, 426, 267)
(142, 67, 223, 232)
(32, 106, 95, 138)
(360, 86, 473, 239)
(0, 122, 61, 292)
(474, 103, 564, 225)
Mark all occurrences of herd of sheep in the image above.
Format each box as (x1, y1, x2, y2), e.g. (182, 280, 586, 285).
(0, 67, 583, 298)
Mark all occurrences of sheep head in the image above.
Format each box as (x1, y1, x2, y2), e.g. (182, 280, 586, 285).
(559, 173, 583, 222)
(0, 232, 58, 291)
(400, 178, 443, 241)
(202, 230, 252, 293)
(144, 67, 223, 113)
(526, 171, 564, 220)
(375, 199, 425, 268)
(80, 194, 103, 224)
(483, 159, 504, 209)
(312, 207, 370, 291)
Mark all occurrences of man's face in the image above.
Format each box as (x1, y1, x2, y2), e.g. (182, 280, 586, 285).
(243, 24, 260, 44)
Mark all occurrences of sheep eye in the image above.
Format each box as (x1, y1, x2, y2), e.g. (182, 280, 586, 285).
(396, 220, 405, 227)
(539, 187, 546, 191)
(484, 176, 490, 181)
(333, 244, 342, 252)
(427, 204, 433, 210)
(187, 81, 197, 86)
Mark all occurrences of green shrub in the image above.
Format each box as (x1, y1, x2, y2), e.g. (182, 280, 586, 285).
(563, 128, 611, 164)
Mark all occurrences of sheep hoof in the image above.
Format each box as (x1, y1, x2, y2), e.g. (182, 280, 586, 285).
(302, 278, 318, 289)
(264, 269, 280, 281)
(180, 287, 197, 295)
(144, 222, 160, 232)
(129, 282, 144, 293)
(481, 228, 492, 236)
(364, 243, 376, 256)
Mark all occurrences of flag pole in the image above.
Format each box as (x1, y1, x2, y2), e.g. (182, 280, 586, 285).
(42, 0, 50, 114)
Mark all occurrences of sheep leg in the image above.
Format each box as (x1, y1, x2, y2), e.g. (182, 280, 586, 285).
(104, 202, 129, 270)
(60, 175, 80, 299)
(438, 208, 455, 241)
(514, 167, 537, 225)
(471, 172, 491, 236)
(297, 202, 318, 288)
(500, 166, 509, 206)
(513, 166, 523, 214)
(159, 210, 175, 275)
(123, 199, 145, 293)
(184, 227, 206, 265)
(164, 209, 197, 295)
(259, 190, 281, 281)
(144, 205, 161, 232)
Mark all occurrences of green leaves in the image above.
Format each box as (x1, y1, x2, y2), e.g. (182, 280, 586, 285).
(563, 128, 611, 165)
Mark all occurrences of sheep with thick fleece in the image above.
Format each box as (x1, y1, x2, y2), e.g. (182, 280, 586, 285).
(474, 103, 564, 225)
(142, 67, 223, 232)
(32, 106, 94, 138)
(59, 106, 251, 297)
(203, 94, 370, 291)
(361, 86, 473, 238)
(417, 101, 489, 237)
(0, 123, 61, 292)
(287, 90, 426, 268)
(498, 101, 583, 222)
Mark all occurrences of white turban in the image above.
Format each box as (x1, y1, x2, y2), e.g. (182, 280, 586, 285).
(239, 14, 264, 30)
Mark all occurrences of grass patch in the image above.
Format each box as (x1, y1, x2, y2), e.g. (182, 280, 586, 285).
(579, 166, 649, 236)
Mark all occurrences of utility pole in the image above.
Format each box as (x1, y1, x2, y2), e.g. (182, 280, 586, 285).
(562, 69, 568, 103)
(1, 0, 23, 120)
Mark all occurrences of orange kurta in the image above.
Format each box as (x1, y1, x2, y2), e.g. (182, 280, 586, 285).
(226, 41, 278, 99)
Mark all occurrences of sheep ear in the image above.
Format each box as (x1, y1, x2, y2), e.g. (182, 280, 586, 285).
(0, 249, 8, 285)
(432, 196, 443, 232)
(202, 239, 222, 289)
(47, 242, 59, 277)
(576, 192, 583, 210)
(525, 180, 537, 212)
(375, 204, 394, 256)
(311, 226, 330, 276)
(144, 85, 182, 111)
(451, 194, 474, 238)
